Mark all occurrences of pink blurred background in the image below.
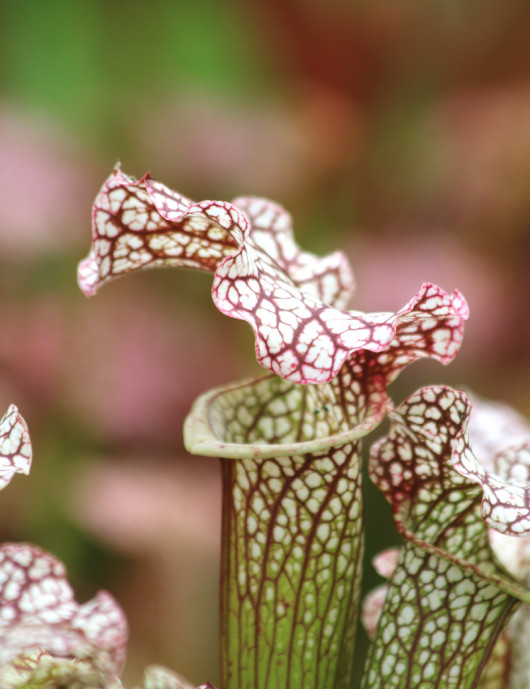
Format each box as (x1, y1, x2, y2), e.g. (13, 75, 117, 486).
(0, 2, 529, 686)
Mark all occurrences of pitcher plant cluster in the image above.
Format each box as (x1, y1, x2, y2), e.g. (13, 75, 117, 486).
(0, 165, 528, 689)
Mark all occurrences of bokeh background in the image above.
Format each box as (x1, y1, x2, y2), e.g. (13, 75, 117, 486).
(0, 1, 529, 686)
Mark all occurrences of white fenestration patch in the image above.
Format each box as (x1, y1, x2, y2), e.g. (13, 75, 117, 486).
(0, 405, 32, 491)
(0, 543, 127, 674)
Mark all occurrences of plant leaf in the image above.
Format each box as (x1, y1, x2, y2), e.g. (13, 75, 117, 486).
(0, 543, 127, 676)
(360, 555, 520, 689)
(362, 541, 519, 689)
(79, 168, 467, 384)
(0, 405, 31, 491)
(362, 386, 530, 689)
(186, 372, 386, 689)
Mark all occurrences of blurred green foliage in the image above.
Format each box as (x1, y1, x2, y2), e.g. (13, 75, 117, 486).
(0, 1, 270, 150)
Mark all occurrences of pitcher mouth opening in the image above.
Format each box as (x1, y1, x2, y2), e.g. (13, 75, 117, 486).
(183, 373, 389, 460)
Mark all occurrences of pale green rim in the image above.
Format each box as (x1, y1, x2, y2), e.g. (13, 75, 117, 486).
(184, 374, 389, 460)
